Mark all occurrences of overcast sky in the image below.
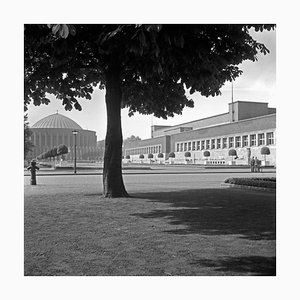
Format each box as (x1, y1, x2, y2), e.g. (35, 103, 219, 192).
(27, 27, 276, 141)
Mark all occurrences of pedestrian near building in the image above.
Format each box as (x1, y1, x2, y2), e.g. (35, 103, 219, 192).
(254, 157, 259, 173)
(250, 156, 255, 172)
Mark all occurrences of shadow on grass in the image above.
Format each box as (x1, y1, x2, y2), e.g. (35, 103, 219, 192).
(191, 255, 276, 276)
(131, 189, 276, 241)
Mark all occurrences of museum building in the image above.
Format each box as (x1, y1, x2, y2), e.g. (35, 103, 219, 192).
(29, 112, 98, 160)
(123, 101, 276, 165)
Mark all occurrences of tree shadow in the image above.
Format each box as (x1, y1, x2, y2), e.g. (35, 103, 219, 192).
(190, 256, 276, 276)
(131, 189, 276, 240)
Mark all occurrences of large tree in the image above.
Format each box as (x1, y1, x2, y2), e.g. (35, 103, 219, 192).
(24, 24, 274, 197)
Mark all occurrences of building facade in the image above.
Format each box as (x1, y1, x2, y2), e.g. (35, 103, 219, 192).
(123, 101, 276, 165)
(28, 113, 99, 161)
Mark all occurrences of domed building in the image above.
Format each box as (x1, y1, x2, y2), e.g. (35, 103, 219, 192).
(29, 112, 98, 161)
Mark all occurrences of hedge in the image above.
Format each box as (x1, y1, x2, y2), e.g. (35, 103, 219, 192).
(224, 177, 276, 189)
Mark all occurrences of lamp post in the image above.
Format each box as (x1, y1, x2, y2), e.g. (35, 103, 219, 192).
(72, 130, 78, 174)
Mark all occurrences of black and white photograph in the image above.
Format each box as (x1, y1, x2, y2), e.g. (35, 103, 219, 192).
(2, 0, 300, 299)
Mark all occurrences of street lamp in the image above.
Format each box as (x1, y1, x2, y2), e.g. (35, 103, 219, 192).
(72, 130, 78, 174)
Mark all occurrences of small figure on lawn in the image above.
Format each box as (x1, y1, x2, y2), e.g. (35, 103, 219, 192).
(250, 156, 255, 172)
(254, 157, 259, 173)
(27, 160, 39, 185)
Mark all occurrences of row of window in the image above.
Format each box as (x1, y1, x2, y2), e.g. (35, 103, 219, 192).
(176, 132, 275, 152)
(125, 145, 162, 156)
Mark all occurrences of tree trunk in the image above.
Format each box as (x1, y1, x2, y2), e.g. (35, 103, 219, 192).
(103, 62, 129, 198)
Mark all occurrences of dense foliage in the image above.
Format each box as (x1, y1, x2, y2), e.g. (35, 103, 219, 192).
(184, 151, 191, 157)
(228, 149, 237, 156)
(169, 152, 175, 158)
(203, 150, 210, 157)
(261, 147, 270, 155)
(224, 177, 276, 189)
(157, 153, 164, 158)
(148, 153, 154, 159)
(24, 114, 34, 158)
(37, 144, 68, 160)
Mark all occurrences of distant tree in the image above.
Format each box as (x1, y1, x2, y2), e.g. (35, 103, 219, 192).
(157, 153, 164, 158)
(261, 146, 270, 161)
(139, 154, 144, 159)
(37, 144, 68, 160)
(125, 155, 130, 159)
(124, 135, 142, 145)
(148, 153, 153, 159)
(24, 114, 34, 158)
(24, 24, 274, 197)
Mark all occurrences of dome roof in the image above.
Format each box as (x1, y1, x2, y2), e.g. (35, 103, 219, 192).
(31, 113, 82, 129)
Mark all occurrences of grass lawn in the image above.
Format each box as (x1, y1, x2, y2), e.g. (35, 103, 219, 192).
(24, 185, 275, 276)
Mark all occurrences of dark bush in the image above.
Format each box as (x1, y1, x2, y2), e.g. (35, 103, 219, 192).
(148, 153, 153, 159)
(169, 152, 175, 158)
(224, 177, 276, 189)
(203, 150, 210, 157)
(139, 154, 144, 159)
(57, 144, 68, 155)
(228, 149, 237, 156)
(157, 153, 164, 158)
(261, 146, 270, 155)
(125, 155, 130, 159)
(184, 151, 191, 157)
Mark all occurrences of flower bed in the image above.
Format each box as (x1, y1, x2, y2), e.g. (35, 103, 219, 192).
(224, 177, 276, 189)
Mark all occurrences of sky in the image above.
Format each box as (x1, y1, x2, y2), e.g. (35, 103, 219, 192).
(26, 27, 276, 142)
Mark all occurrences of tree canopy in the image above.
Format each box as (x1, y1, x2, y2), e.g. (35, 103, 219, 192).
(24, 24, 274, 117)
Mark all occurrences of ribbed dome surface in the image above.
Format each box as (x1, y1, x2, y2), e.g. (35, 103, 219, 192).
(31, 113, 82, 129)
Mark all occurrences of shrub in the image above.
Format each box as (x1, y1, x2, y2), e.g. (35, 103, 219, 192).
(139, 154, 144, 159)
(203, 150, 210, 157)
(224, 177, 276, 189)
(261, 147, 270, 155)
(169, 152, 175, 158)
(228, 149, 237, 157)
(261, 146, 270, 161)
(148, 153, 153, 159)
(125, 155, 130, 159)
(184, 151, 191, 157)
(57, 144, 68, 155)
(157, 153, 164, 158)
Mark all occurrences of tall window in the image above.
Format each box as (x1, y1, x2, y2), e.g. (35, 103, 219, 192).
(222, 137, 227, 148)
(180, 143, 183, 152)
(266, 132, 274, 145)
(229, 137, 234, 148)
(201, 140, 205, 150)
(206, 140, 210, 149)
(235, 136, 241, 148)
(242, 135, 248, 147)
(217, 138, 221, 149)
(184, 142, 187, 151)
(192, 141, 196, 151)
(258, 133, 265, 146)
(188, 142, 191, 151)
(211, 139, 215, 149)
(250, 134, 256, 146)
(176, 143, 180, 152)
(196, 141, 200, 150)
